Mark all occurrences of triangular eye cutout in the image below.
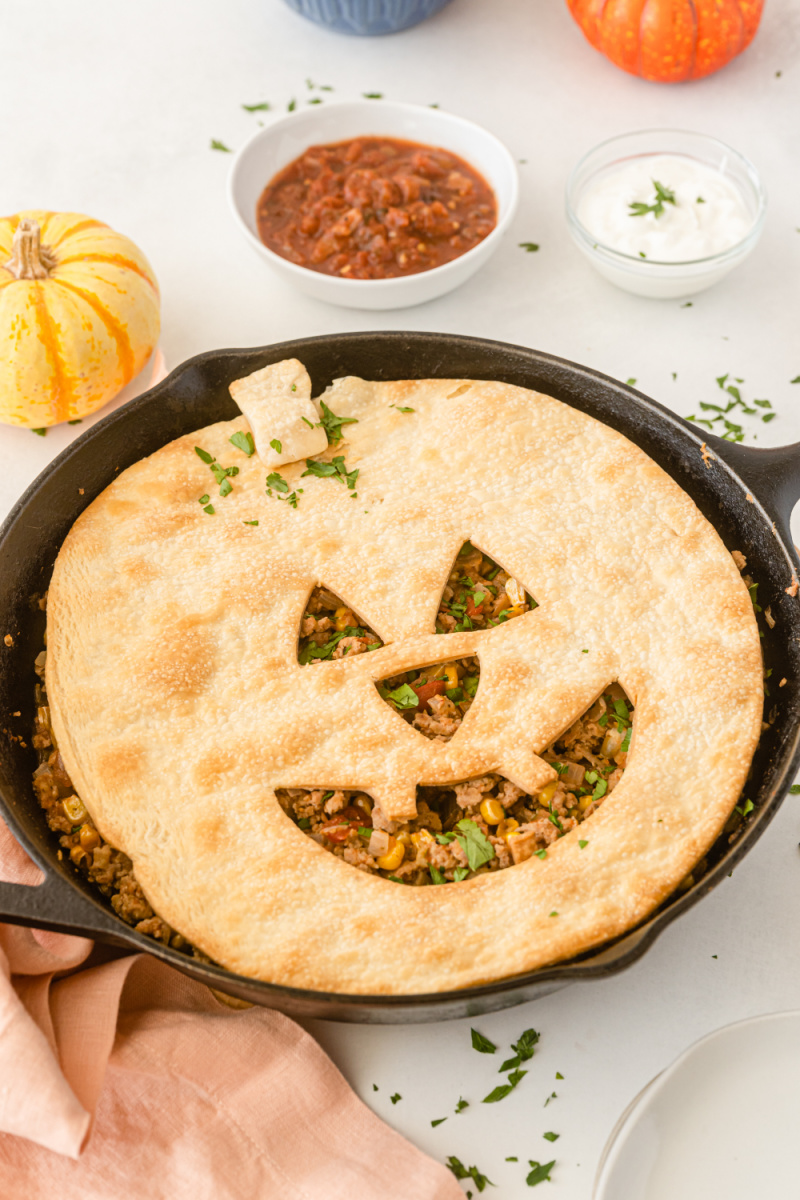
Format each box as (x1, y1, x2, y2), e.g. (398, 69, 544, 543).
(376, 655, 480, 740)
(435, 542, 537, 634)
(503, 682, 635, 863)
(298, 586, 383, 664)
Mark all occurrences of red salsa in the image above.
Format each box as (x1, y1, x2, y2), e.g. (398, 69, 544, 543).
(256, 136, 497, 280)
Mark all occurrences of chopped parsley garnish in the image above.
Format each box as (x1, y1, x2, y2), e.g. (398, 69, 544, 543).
(626, 377, 637, 386)
(506, 1157, 519, 1162)
(470, 1029, 497, 1055)
(363, 91, 384, 99)
(543, 1132, 559, 1142)
(697, 195, 706, 203)
(544, 1091, 557, 1105)
(302, 454, 358, 490)
(555, 1073, 564, 1080)
(229, 430, 255, 456)
(430, 865, 446, 885)
(526, 1159, 555, 1186)
(498, 1028, 540, 1073)
(195, 446, 214, 464)
(453, 867, 469, 882)
(297, 818, 311, 829)
(31, 427, 47, 436)
(269, 438, 282, 454)
(549, 910, 558, 918)
(67, 419, 82, 424)
(287, 98, 296, 111)
(789, 784, 800, 794)
(431, 1117, 447, 1127)
(266, 471, 289, 493)
(198, 494, 210, 505)
(735, 798, 754, 817)
(382, 682, 419, 710)
(243, 519, 259, 525)
(519, 242, 540, 252)
(301, 416, 314, 428)
(203, 504, 215, 515)
(456, 1097, 469, 1113)
(390, 404, 415, 412)
(242, 101, 271, 111)
(219, 478, 232, 498)
(456, 819, 495, 871)
(546, 803, 564, 833)
(579, 839, 588, 849)
(629, 179, 676, 218)
(536, 849, 547, 860)
(318, 400, 358, 445)
(210, 139, 232, 152)
(390, 1093, 401, 1104)
(446, 1157, 493, 1193)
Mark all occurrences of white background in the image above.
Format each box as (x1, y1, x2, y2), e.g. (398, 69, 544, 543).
(1, 1, 800, 1195)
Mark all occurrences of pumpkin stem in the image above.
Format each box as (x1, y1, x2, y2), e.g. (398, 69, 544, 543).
(4, 219, 58, 280)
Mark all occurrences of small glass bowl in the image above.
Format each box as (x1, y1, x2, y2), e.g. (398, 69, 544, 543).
(565, 130, 767, 299)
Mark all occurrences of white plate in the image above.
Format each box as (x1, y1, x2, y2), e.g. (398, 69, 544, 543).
(594, 1011, 800, 1200)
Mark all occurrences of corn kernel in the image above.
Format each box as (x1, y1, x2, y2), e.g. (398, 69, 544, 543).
(444, 663, 460, 689)
(497, 818, 520, 841)
(411, 828, 434, 847)
(334, 606, 355, 631)
(579, 794, 593, 812)
(506, 604, 525, 619)
(396, 831, 412, 848)
(377, 838, 405, 871)
(69, 844, 89, 868)
(79, 824, 101, 852)
(538, 781, 558, 807)
(62, 795, 88, 824)
(480, 798, 505, 825)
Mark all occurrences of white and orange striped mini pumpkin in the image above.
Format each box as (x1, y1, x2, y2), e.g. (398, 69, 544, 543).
(0, 210, 160, 428)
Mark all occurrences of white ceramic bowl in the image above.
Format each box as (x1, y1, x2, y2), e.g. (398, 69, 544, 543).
(565, 129, 766, 300)
(227, 101, 519, 310)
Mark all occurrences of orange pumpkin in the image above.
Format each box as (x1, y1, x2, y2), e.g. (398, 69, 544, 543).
(565, 0, 764, 83)
(0, 211, 160, 428)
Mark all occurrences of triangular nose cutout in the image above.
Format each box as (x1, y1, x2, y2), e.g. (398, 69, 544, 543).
(376, 655, 480, 741)
(435, 541, 537, 634)
(298, 585, 383, 664)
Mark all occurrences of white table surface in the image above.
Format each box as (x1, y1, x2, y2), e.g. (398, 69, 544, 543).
(2, 1, 800, 1195)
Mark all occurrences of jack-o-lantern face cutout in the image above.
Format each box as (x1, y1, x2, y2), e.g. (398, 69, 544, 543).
(46, 365, 763, 994)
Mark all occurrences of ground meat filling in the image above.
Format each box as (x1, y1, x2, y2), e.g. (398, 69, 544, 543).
(278, 684, 635, 885)
(298, 586, 383, 664)
(31, 641, 190, 952)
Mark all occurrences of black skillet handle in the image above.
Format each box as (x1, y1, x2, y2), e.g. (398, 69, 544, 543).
(706, 436, 800, 532)
(0, 868, 126, 942)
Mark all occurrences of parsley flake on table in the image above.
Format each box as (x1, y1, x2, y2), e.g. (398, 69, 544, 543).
(506, 1157, 518, 1162)
(390, 1093, 401, 1104)
(792, 376, 800, 384)
(229, 431, 255, 456)
(287, 98, 297, 111)
(498, 1028, 540, 1072)
(527, 1159, 555, 1186)
(242, 101, 271, 111)
(210, 139, 232, 152)
(519, 242, 540, 252)
(626, 377, 637, 386)
(446, 1156, 494, 1192)
(431, 1118, 447, 1127)
(789, 784, 800, 794)
(544, 1091, 557, 1105)
(555, 1073, 564, 1080)
(470, 1029, 497, 1054)
(543, 1132, 560, 1142)
(363, 92, 384, 99)
(455, 1097, 469, 1113)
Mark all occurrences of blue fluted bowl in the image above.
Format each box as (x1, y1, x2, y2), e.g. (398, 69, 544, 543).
(283, 0, 454, 35)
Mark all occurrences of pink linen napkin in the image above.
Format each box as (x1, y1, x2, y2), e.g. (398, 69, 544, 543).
(0, 818, 462, 1199)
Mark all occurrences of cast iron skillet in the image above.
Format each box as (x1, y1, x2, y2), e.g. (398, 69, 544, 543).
(1, 332, 799, 1024)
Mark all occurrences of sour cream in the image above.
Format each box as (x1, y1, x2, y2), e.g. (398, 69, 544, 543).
(576, 154, 754, 263)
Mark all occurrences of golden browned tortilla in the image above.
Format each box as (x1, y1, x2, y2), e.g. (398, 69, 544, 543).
(45, 361, 763, 994)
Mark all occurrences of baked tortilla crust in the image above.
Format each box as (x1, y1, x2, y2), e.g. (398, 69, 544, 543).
(46, 372, 763, 994)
